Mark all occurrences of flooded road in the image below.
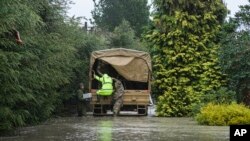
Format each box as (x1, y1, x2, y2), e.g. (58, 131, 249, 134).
(0, 116, 229, 141)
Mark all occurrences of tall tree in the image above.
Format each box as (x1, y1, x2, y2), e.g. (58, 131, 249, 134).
(92, 0, 150, 36)
(219, 1, 250, 105)
(145, 0, 227, 116)
(107, 19, 147, 51)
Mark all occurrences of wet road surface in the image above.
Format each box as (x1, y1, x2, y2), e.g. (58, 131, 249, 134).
(0, 116, 229, 141)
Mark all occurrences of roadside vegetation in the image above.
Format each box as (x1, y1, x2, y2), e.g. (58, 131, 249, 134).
(145, 0, 227, 117)
(194, 2, 250, 126)
(0, 0, 148, 131)
(0, 0, 106, 131)
(196, 103, 250, 126)
(145, 0, 250, 125)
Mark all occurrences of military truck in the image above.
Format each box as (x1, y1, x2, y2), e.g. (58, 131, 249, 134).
(89, 48, 152, 115)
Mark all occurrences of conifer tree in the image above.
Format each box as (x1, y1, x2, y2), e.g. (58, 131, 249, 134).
(145, 0, 227, 116)
(92, 0, 150, 36)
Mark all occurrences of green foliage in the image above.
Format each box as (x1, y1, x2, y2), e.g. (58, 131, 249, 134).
(196, 103, 250, 126)
(220, 32, 250, 104)
(219, 2, 250, 105)
(202, 87, 236, 104)
(145, 0, 227, 116)
(191, 87, 236, 116)
(92, 0, 150, 36)
(109, 20, 135, 48)
(108, 20, 148, 51)
(0, 0, 106, 131)
(235, 3, 250, 28)
(63, 32, 108, 97)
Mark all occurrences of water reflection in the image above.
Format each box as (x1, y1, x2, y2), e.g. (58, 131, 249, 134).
(0, 117, 229, 141)
(98, 120, 112, 141)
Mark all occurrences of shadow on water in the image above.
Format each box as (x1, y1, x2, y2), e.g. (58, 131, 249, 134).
(0, 116, 229, 141)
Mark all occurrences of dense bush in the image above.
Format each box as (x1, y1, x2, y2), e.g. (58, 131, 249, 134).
(0, 0, 106, 131)
(201, 87, 236, 104)
(191, 87, 236, 116)
(196, 103, 250, 126)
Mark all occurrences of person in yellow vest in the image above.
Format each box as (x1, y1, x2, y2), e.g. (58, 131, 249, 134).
(94, 73, 113, 96)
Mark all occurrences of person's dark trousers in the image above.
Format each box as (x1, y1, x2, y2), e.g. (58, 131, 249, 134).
(77, 101, 83, 116)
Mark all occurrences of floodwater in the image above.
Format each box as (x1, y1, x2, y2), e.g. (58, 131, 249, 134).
(0, 107, 229, 141)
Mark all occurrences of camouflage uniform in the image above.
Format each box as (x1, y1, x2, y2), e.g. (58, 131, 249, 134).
(113, 79, 124, 116)
(76, 89, 85, 116)
(77, 86, 89, 116)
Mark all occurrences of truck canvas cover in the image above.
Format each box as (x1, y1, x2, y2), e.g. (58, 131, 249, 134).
(90, 48, 152, 82)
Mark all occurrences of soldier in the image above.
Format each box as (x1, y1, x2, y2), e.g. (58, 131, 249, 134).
(76, 83, 88, 116)
(112, 78, 124, 116)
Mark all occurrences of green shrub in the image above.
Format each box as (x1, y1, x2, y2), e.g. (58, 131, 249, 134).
(202, 87, 236, 104)
(191, 87, 236, 116)
(196, 103, 250, 126)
